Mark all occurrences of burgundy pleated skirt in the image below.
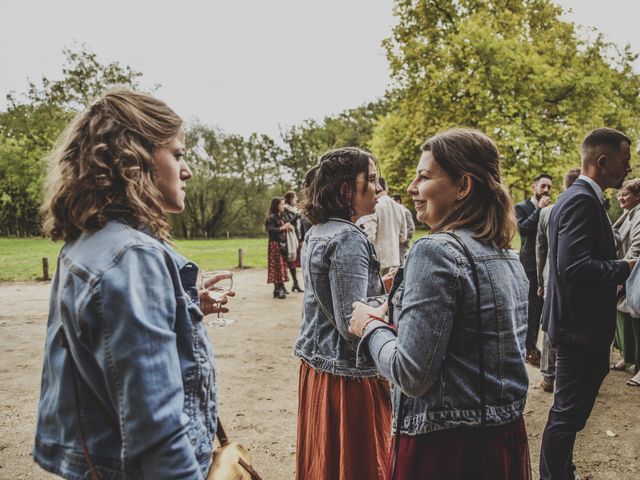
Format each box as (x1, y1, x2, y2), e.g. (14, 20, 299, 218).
(388, 416, 531, 480)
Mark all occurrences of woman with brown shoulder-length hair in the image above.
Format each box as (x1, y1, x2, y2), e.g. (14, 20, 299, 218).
(33, 89, 231, 478)
(350, 129, 531, 480)
(294, 147, 391, 480)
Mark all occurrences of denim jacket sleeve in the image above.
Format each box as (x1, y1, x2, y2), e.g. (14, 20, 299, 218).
(98, 245, 203, 479)
(359, 237, 459, 397)
(326, 231, 375, 342)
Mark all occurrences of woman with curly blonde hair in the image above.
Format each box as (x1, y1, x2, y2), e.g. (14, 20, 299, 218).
(34, 89, 230, 479)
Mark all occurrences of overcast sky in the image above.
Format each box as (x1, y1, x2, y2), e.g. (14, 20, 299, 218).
(2, 0, 639, 138)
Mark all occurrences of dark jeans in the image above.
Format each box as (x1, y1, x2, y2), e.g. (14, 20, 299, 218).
(539, 344, 609, 480)
(525, 270, 543, 350)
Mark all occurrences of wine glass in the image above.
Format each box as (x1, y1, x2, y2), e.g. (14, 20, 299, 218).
(201, 270, 235, 327)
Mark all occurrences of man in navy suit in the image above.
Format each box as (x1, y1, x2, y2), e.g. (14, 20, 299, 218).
(515, 173, 553, 366)
(540, 128, 635, 480)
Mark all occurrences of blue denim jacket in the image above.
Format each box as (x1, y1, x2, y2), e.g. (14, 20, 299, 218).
(359, 230, 529, 435)
(33, 220, 216, 479)
(294, 217, 384, 377)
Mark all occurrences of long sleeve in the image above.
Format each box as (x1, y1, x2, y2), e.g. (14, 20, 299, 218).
(398, 207, 408, 244)
(556, 196, 630, 286)
(265, 215, 281, 236)
(536, 208, 550, 289)
(327, 232, 376, 342)
(99, 247, 203, 479)
(405, 210, 415, 243)
(625, 210, 640, 261)
(359, 238, 458, 397)
(515, 201, 540, 236)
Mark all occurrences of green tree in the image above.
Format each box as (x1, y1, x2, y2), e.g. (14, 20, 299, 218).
(173, 124, 284, 238)
(0, 45, 142, 236)
(280, 100, 388, 186)
(373, 0, 640, 200)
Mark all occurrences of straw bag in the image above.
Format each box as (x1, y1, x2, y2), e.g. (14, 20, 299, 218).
(207, 419, 263, 480)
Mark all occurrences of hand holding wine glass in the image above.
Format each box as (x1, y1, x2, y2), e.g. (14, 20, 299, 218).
(200, 270, 236, 326)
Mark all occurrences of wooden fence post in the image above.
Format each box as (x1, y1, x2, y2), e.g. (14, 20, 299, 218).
(238, 248, 244, 269)
(42, 257, 50, 281)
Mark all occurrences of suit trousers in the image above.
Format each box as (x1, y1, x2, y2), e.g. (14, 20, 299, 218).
(525, 270, 543, 349)
(539, 344, 609, 480)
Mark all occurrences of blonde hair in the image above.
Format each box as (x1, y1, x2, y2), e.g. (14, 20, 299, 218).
(41, 89, 183, 241)
(622, 178, 640, 196)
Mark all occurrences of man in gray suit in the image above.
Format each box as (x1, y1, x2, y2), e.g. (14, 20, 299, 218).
(536, 167, 581, 392)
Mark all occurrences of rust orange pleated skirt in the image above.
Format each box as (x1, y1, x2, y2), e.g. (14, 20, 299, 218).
(295, 360, 392, 480)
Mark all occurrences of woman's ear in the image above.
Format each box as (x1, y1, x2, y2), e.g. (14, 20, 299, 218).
(457, 174, 473, 201)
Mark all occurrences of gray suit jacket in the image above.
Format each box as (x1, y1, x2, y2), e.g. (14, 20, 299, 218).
(536, 205, 554, 297)
(613, 204, 640, 312)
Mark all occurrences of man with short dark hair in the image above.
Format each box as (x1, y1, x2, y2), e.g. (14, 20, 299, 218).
(515, 172, 553, 366)
(540, 128, 635, 480)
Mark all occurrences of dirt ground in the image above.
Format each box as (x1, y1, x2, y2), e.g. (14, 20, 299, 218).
(1, 269, 638, 479)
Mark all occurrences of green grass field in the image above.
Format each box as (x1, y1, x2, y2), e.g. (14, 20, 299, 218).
(0, 232, 521, 282)
(0, 237, 269, 282)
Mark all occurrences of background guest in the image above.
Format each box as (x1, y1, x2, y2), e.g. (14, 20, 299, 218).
(515, 173, 553, 367)
(265, 197, 292, 299)
(283, 191, 304, 292)
(357, 177, 407, 275)
(536, 167, 580, 393)
(612, 178, 640, 386)
(391, 193, 416, 265)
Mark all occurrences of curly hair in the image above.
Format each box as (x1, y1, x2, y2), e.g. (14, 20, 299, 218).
(423, 128, 516, 249)
(41, 88, 183, 241)
(299, 147, 376, 224)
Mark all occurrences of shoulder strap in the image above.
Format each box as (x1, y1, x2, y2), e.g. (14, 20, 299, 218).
(441, 232, 487, 478)
(390, 232, 487, 480)
(60, 329, 102, 480)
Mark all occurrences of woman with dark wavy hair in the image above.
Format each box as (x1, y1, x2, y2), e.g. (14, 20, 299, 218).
(350, 129, 531, 480)
(34, 89, 230, 478)
(294, 147, 391, 480)
(265, 196, 292, 299)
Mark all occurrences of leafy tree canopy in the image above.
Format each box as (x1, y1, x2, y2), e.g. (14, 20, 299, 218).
(0, 45, 143, 236)
(373, 0, 640, 201)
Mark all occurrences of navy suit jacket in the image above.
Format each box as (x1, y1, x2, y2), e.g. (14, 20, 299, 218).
(514, 198, 540, 273)
(542, 179, 631, 348)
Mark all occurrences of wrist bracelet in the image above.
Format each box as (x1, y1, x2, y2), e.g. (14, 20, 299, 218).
(360, 318, 377, 336)
(361, 313, 385, 336)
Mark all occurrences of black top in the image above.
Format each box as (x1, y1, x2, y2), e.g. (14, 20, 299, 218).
(514, 197, 540, 273)
(542, 179, 631, 348)
(265, 213, 285, 242)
